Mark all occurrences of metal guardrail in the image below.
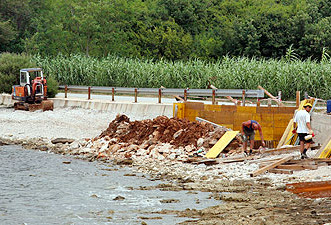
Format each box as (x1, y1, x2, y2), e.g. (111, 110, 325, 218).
(58, 85, 264, 105)
(59, 85, 264, 97)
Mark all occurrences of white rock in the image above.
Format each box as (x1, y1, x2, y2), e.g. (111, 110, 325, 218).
(168, 153, 177, 160)
(173, 129, 183, 139)
(70, 141, 80, 149)
(197, 138, 204, 147)
(136, 149, 146, 156)
(100, 142, 109, 152)
(157, 154, 165, 160)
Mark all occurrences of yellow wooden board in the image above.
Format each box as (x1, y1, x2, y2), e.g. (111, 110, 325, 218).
(318, 138, 331, 158)
(205, 131, 239, 159)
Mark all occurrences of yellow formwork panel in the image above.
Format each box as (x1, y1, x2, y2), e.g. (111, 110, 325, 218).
(173, 103, 185, 119)
(237, 106, 257, 113)
(214, 111, 234, 124)
(273, 114, 294, 128)
(254, 128, 273, 141)
(173, 102, 295, 142)
(220, 124, 234, 130)
(205, 131, 239, 159)
(220, 105, 237, 112)
(204, 104, 222, 112)
(318, 138, 331, 158)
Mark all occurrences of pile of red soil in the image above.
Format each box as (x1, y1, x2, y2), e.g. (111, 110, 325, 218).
(99, 114, 216, 148)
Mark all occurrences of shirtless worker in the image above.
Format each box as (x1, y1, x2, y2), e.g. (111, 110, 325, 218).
(241, 120, 266, 155)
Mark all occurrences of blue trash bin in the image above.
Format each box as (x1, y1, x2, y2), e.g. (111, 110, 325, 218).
(327, 100, 331, 113)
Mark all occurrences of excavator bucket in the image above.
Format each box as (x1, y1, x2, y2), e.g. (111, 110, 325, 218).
(14, 100, 54, 112)
(40, 100, 54, 111)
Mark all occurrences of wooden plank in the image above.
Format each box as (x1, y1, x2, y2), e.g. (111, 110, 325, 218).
(277, 119, 293, 148)
(315, 136, 331, 158)
(262, 145, 300, 156)
(277, 164, 318, 171)
(250, 156, 294, 177)
(269, 168, 293, 174)
(205, 131, 239, 159)
(219, 155, 256, 163)
(286, 180, 331, 198)
(257, 85, 284, 106)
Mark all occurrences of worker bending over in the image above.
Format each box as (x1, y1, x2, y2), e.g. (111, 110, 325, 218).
(293, 102, 314, 159)
(241, 120, 265, 155)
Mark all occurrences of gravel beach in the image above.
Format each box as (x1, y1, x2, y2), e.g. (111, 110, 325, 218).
(1, 105, 330, 224)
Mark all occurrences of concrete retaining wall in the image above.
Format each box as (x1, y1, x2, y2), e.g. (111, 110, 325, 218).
(312, 112, 331, 145)
(0, 94, 173, 118)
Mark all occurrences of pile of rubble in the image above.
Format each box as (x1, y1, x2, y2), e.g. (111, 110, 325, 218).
(70, 114, 243, 161)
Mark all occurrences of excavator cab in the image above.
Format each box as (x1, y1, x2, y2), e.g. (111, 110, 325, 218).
(12, 68, 53, 111)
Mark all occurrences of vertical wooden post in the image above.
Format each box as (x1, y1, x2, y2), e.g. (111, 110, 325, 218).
(158, 88, 162, 104)
(134, 88, 138, 103)
(278, 91, 282, 101)
(242, 90, 246, 106)
(64, 85, 67, 98)
(257, 100, 261, 107)
(112, 87, 115, 101)
(296, 91, 300, 107)
(184, 89, 187, 101)
(88, 86, 91, 100)
(268, 98, 272, 107)
(212, 90, 216, 105)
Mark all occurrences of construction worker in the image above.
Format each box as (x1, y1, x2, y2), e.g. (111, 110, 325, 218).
(241, 120, 265, 155)
(293, 102, 314, 159)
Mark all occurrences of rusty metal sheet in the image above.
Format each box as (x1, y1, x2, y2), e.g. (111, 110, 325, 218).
(286, 180, 331, 198)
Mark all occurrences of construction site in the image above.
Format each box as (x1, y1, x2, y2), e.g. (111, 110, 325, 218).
(0, 85, 331, 224)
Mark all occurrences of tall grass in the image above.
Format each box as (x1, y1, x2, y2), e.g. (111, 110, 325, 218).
(32, 54, 331, 100)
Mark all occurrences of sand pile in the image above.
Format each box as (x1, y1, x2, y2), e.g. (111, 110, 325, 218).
(79, 114, 243, 161)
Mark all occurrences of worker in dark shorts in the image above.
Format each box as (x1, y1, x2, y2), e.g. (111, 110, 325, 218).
(293, 102, 314, 159)
(241, 120, 265, 155)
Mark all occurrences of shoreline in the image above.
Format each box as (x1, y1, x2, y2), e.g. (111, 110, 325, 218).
(1, 106, 330, 224)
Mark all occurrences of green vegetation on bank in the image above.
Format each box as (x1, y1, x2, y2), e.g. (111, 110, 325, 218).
(1, 52, 330, 100)
(33, 54, 331, 100)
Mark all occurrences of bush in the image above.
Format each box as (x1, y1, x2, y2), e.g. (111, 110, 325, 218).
(0, 52, 36, 93)
(0, 72, 15, 93)
(46, 76, 58, 98)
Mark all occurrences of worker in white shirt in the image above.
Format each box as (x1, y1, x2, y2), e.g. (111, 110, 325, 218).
(293, 102, 314, 159)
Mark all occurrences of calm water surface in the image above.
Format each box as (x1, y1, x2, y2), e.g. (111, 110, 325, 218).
(0, 145, 219, 225)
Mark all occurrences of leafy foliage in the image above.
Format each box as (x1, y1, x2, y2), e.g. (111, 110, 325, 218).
(0, 53, 59, 97)
(1, 0, 330, 61)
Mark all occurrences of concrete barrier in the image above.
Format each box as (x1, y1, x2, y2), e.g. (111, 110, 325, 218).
(0, 93, 15, 106)
(312, 112, 331, 145)
(0, 94, 173, 118)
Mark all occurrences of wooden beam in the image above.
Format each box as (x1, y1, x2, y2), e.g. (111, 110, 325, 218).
(277, 164, 318, 171)
(258, 85, 285, 106)
(250, 156, 293, 177)
(269, 168, 293, 174)
(261, 145, 300, 156)
(277, 118, 294, 148)
(226, 96, 239, 105)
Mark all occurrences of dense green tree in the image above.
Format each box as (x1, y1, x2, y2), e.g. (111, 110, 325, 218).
(0, 0, 330, 61)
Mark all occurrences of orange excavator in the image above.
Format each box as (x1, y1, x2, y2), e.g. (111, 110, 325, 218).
(12, 68, 53, 111)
